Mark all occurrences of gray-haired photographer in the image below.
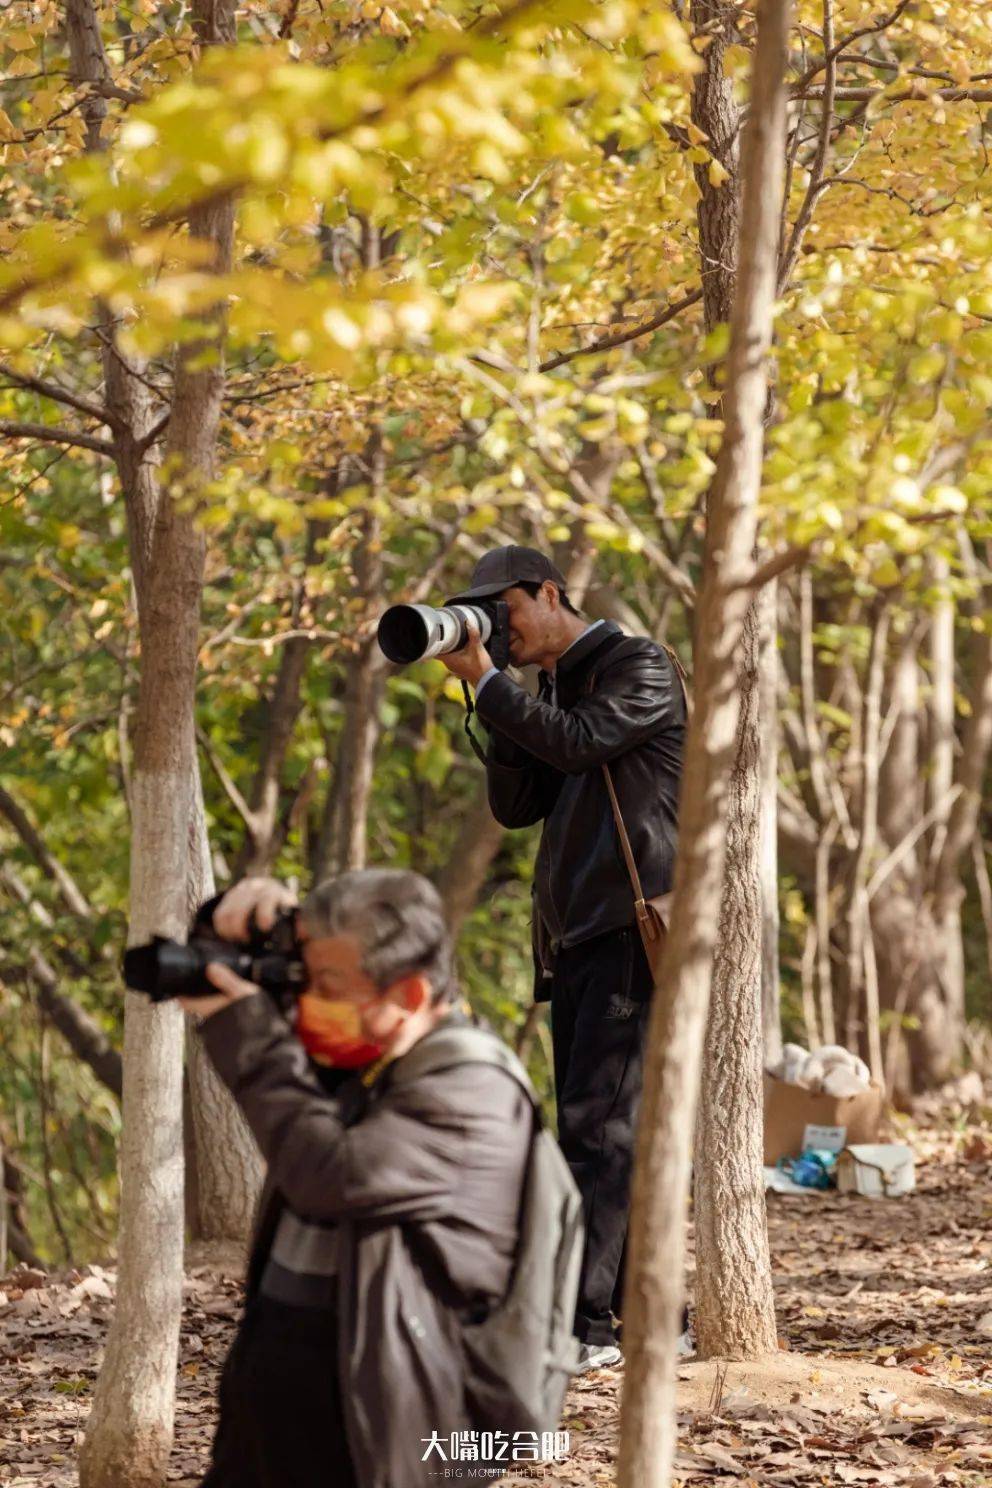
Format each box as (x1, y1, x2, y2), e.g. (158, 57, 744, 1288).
(126, 868, 582, 1488)
(379, 545, 688, 1371)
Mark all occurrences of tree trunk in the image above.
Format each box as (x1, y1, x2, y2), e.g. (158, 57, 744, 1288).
(687, 0, 776, 1362)
(78, 5, 249, 1484)
(930, 627, 992, 1066)
(315, 496, 387, 878)
(694, 600, 777, 1359)
(759, 577, 782, 1066)
(236, 520, 328, 877)
(927, 556, 955, 854)
(617, 0, 790, 1477)
(841, 607, 888, 1079)
(185, 774, 264, 1240)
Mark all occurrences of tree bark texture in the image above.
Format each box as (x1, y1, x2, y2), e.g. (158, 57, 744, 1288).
(758, 578, 782, 1067)
(693, 601, 777, 1360)
(687, 0, 777, 1363)
(617, 1, 791, 1478)
(77, 5, 249, 1485)
(315, 496, 387, 878)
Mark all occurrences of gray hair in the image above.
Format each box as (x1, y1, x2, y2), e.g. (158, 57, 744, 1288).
(300, 869, 456, 1005)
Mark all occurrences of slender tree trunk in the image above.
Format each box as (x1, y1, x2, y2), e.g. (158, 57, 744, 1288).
(236, 521, 328, 877)
(930, 628, 992, 1068)
(78, 5, 249, 1483)
(694, 600, 777, 1359)
(759, 577, 782, 1065)
(617, 2, 790, 1478)
(315, 489, 387, 877)
(687, 0, 776, 1361)
(0, 1132, 42, 1269)
(842, 607, 888, 1078)
(927, 559, 955, 854)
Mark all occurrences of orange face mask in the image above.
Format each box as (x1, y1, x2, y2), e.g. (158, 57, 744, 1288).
(294, 993, 385, 1069)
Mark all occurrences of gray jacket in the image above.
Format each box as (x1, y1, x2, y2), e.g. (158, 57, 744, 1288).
(199, 994, 532, 1488)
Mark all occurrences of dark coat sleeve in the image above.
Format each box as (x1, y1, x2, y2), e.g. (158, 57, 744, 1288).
(198, 994, 526, 1225)
(476, 644, 681, 775)
(484, 724, 563, 829)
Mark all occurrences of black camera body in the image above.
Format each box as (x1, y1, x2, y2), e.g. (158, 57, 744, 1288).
(123, 910, 306, 1011)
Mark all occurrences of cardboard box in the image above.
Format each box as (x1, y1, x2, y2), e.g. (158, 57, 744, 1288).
(763, 1074, 884, 1166)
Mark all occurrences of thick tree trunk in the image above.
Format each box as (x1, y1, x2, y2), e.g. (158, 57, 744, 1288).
(687, 0, 776, 1362)
(617, 1, 790, 1478)
(185, 774, 263, 1240)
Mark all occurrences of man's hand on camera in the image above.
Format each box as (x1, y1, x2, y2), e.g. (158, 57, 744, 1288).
(439, 619, 493, 686)
(179, 962, 260, 1023)
(213, 876, 298, 942)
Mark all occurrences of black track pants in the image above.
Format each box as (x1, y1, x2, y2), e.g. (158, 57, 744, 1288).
(550, 925, 652, 1348)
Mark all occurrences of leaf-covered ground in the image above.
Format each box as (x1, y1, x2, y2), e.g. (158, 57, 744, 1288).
(2, 1093, 990, 1487)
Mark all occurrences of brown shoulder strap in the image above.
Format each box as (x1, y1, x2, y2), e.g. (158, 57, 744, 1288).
(662, 644, 692, 721)
(600, 760, 645, 903)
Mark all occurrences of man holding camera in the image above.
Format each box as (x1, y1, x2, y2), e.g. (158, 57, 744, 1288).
(183, 869, 536, 1488)
(441, 545, 686, 1372)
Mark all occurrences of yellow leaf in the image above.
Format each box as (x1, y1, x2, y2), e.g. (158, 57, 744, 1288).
(708, 157, 730, 188)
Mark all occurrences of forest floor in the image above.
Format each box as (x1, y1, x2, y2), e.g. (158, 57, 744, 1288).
(2, 1088, 991, 1487)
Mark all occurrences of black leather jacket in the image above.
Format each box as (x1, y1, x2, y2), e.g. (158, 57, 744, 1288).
(475, 622, 685, 992)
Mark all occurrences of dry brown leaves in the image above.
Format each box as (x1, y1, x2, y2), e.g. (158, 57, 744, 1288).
(0, 1094, 989, 1487)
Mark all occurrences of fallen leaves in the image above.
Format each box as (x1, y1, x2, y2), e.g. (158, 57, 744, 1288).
(0, 1102, 990, 1487)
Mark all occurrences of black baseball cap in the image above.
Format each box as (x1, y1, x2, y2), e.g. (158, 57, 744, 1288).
(446, 545, 567, 604)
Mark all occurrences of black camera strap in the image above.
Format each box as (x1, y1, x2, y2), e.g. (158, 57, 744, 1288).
(461, 680, 490, 766)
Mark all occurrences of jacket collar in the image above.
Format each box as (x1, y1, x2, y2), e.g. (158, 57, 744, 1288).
(539, 619, 623, 692)
(362, 1001, 474, 1094)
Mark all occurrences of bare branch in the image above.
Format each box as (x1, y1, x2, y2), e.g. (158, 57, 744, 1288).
(0, 361, 118, 428)
(779, 0, 836, 291)
(538, 286, 704, 374)
(0, 784, 93, 919)
(195, 725, 258, 833)
(796, 84, 992, 104)
(0, 419, 115, 457)
(790, 0, 914, 94)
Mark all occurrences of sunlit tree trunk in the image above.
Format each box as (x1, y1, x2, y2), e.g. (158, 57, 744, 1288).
(759, 578, 782, 1065)
(687, 0, 776, 1361)
(77, 5, 253, 1484)
(617, 1, 791, 1478)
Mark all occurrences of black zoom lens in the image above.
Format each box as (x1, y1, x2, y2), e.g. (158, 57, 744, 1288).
(123, 937, 252, 1002)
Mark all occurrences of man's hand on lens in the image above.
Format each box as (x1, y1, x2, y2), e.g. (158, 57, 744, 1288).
(439, 619, 494, 686)
(180, 962, 261, 1023)
(213, 876, 298, 942)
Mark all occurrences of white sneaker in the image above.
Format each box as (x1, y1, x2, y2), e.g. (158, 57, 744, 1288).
(575, 1342, 623, 1373)
(676, 1328, 696, 1358)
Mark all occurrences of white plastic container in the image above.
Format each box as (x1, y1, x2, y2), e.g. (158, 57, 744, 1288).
(836, 1144, 916, 1198)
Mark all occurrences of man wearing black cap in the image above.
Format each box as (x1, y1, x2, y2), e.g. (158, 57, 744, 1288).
(441, 546, 686, 1372)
